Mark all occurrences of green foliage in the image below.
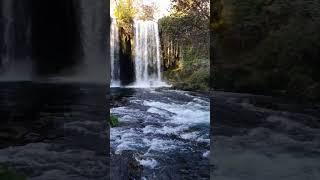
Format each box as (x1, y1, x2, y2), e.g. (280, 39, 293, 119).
(114, 0, 137, 34)
(186, 68, 210, 91)
(0, 164, 26, 180)
(160, 0, 210, 92)
(171, 0, 209, 20)
(159, 0, 209, 48)
(110, 115, 119, 127)
(114, 0, 136, 22)
(164, 49, 210, 92)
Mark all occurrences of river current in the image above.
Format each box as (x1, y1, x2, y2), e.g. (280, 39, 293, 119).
(110, 88, 210, 179)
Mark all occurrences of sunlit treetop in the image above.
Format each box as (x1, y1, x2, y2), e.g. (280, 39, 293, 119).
(114, 0, 137, 22)
(141, 0, 171, 19)
(171, 0, 209, 20)
(111, 0, 171, 21)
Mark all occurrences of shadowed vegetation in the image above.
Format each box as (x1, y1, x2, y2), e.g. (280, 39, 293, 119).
(212, 0, 320, 101)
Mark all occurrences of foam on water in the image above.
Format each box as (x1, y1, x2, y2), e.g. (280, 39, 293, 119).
(111, 89, 210, 173)
(203, 151, 210, 158)
(136, 157, 158, 169)
(143, 125, 189, 136)
(126, 81, 171, 88)
(143, 100, 210, 125)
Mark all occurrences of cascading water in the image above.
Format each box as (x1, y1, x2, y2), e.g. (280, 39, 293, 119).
(1, 0, 13, 68)
(109, 18, 167, 87)
(133, 20, 164, 87)
(0, 0, 32, 81)
(110, 18, 120, 86)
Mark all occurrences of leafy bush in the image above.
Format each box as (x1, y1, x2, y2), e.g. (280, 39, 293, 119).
(114, 0, 137, 34)
(186, 68, 210, 91)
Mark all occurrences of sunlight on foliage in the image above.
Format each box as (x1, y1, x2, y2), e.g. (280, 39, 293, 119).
(114, 0, 137, 22)
(114, 0, 137, 33)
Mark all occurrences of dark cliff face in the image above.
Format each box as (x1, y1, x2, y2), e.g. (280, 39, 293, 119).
(31, 0, 81, 76)
(119, 27, 135, 85)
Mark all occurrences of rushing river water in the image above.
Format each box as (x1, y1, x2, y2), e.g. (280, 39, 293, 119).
(212, 92, 320, 180)
(1, 82, 320, 179)
(110, 88, 210, 179)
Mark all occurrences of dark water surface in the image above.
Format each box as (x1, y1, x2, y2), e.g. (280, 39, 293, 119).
(212, 92, 320, 180)
(110, 88, 210, 180)
(2, 82, 316, 179)
(0, 82, 109, 180)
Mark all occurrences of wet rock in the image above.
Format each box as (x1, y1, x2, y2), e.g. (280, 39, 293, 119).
(111, 151, 142, 180)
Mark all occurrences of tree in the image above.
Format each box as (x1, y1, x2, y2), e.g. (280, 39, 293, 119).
(139, 4, 158, 21)
(171, 0, 210, 20)
(159, 0, 210, 91)
(114, 0, 137, 34)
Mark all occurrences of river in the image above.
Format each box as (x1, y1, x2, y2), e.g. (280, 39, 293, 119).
(212, 91, 320, 180)
(1, 82, 319, 179)
(0, 82, 109, 180)
(110, 88, 210, 179)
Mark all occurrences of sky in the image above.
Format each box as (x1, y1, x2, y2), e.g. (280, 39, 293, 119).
(111, 0, 172, 19)
(142, 0, 171, 19)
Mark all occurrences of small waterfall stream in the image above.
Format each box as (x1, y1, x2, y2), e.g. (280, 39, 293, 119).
(1, 0, 13, 67)
(0, 0, 32, 80)
(110, 18, 120, 86)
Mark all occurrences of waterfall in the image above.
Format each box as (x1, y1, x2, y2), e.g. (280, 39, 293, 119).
(109, 19, 168, 87)
(133, 20, 163, 87)
(1, 0, 14, 68)
(110, 18, 120, 86)
(0, 0, 32, 81)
